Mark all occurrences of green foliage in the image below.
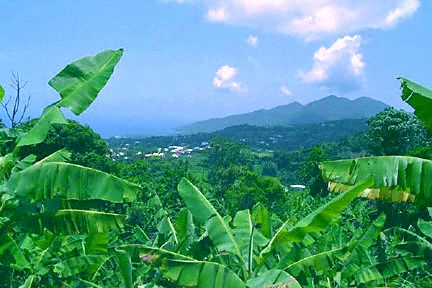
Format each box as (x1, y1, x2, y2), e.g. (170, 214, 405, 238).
(136, 178, 375, 287)
(49, 49, 124, 115)
(0, 49, 142, 287)
(225, 169, 288, 215)
(399, 77, 432, 129)
(300, 146, 329, 196)
(2, 50, 430, 287)
(319, 78, 432, 286)
(365, 107, 430, 155)
(19, 119, 114, 172)
(0, 85, 4, 101)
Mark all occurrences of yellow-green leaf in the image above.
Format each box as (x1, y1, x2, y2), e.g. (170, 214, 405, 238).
(49, 49, 123, 115)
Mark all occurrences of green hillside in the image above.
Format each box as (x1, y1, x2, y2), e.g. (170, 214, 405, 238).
(176, 95, 388, 133)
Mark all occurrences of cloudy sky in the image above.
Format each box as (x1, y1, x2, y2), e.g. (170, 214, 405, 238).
(0, 0, 431, 136)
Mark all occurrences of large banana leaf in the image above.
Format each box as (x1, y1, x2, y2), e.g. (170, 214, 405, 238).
(16, 105, 67, 147)
(53, 254, 110, 277)
(22, 209, 126, 234)
(233, 210, 268, 274)
(115, 249, 133, 288)
(34, 149, 71, 165)
(283, 248, 344, 276)
(390, 225, 432, 255)
(173, 209, 195, 254)
(355, 256, 424, 285)
(5, 162, 139, 203)
(0, 234, 30, 270)
(341, 213, 386, 280)
(151, 194, 179, 247)
(252, 203, 271, 239)
(321, 156, 432, 205)
(399, 77, 432, 129)
(85, 233, 109, 255)
(178, 178, 243, 262)
(162, 260, 246, 288)
(418, 218, 432, 239)
(122, 244, 246, 287)
(246, 269, 301, 288)
(259, 179, 372, 262)
(49, 49, 123, 115)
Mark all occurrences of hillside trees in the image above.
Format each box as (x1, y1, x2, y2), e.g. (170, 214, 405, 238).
(365, 107, 430, 155)
(18, 119, 115, 172)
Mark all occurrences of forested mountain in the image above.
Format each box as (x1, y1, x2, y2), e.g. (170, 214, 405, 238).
(176, 95, 388, 133)
(108, 118, 367, 153)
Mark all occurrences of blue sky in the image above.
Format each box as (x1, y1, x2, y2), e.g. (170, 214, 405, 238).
(0, 0, 431, 136)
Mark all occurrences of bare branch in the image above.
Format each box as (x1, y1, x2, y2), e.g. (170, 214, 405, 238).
(1, 73, 32, 128)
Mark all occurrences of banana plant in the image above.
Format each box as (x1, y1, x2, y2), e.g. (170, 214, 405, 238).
(319, 78, 432, 286)
(380, 207, 432, 287)
(120, 177, 374, 287)
(320, 78, 432, 206)
(0, 49, 142, 287)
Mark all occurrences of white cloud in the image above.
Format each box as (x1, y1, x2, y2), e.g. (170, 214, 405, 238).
(385, 0, 420, 27)
(280, 86, 292, 96)
(246, 35, 258, 47)
(213, 65, 247, 93)
(207, 7, 228, 21)
(169, 0, 420, 39)
(298, 34, 365, 92)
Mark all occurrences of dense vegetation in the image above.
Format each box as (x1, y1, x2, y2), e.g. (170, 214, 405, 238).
(1, 50, 432, 287)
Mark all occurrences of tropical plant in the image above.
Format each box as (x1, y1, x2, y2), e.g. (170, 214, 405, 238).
(320, 77, 432, 286)
(118, 177, 391, 287)
(320, 78, 432, 206)
(0, 49, 142, 287)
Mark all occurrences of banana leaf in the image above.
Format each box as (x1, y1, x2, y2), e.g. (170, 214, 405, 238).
(49, 49, 123, 115)
(162, 259, 246, 288)
(283, 247, 344, 276)
(151, 194, 179, 247)
(115, 249, 133, 288)
(53, 255, 110, 277)
(16, 105, 67, 147)
(399, 77, 432, 129)
(122, 244, 245, 287)
(259, 179, 372, 262)
(321, 156, 432, 205)
(85, 233, 109, 255)
(178, 178, 243, 262)
(5, 162, 139, 203)
(232, 209, 268, 274)
(20, 209, 126, 235)
(355, 256, 424, 285)
(340, 213, 386, 280)
(35, 149, 71, 165)
(0, 234, 30, 270)
(247, 269, 301, 288)
(390, 226, 432, 254)
(173, 209, 195, 254)
(418, 218, 432, 239)
(252, 203, 271, 239)
(19, 275, 36, 288)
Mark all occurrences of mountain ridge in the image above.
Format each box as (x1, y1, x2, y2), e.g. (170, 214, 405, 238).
(176, 95, 388, 133)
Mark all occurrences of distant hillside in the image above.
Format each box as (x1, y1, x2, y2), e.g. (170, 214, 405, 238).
(176, 96, 388, 133)
(108, 118, 368, 153)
